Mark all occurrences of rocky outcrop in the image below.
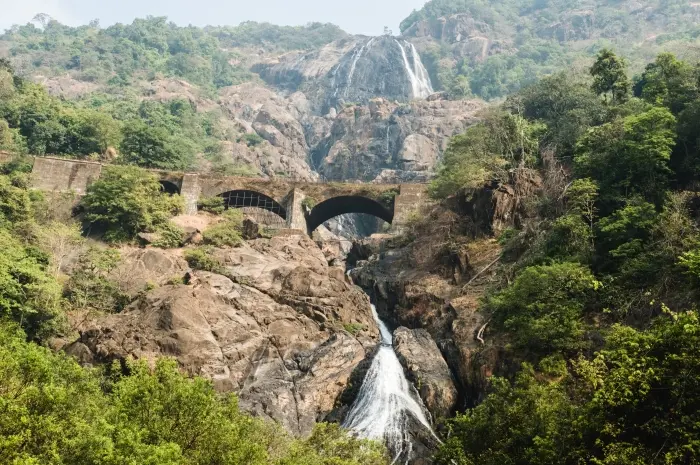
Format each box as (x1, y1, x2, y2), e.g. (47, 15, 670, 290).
(393, 327, 458, 420)
(254, 36, 434, 113)
(216, 83, 318, 181)
(314, 97, 484, 181)
(70, 234, 379, 436)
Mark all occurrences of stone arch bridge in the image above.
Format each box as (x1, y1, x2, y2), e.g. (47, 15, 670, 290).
(29, 156, 428, 235)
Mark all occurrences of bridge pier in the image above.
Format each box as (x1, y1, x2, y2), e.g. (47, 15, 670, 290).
(390, 184, 429, 232)
(284, 188, 308, 232)
(180, 174, 202, 215)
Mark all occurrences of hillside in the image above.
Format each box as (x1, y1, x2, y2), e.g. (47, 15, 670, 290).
(402, 0, 700, 98)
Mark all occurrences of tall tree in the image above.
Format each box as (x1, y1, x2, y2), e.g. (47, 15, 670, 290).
(590, 49, 630, 104)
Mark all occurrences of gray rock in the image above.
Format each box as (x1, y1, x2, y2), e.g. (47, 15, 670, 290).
(74, 235, 379, 436)
(393, 327, 459, 420)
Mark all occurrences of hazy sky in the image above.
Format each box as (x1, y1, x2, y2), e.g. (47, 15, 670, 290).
(1, 0, 429, 36)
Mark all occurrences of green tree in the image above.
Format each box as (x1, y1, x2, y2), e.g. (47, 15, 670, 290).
(575, 107, 676, 208)
(488, 262, 600, 357)
(120, 120, 194, 169)
(430, 110, 544, 198)
(0, 230, 64, 340)
(82, 165, 184, 242)
(590, 49, 631, 104)
(436, 365, 583, 465)
(636, 52, 697, 114)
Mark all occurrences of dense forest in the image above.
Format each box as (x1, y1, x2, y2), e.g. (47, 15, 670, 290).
(1, 16, 345, 89)
(427, 48, 700, 464)
(3, 3, 700, 464)
(0, 153, 388, 464)
(405, 0, 700, 99)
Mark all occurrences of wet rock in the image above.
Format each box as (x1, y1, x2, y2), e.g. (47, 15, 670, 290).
(74, 235, 379, 436)
(394, 327, 458, 420)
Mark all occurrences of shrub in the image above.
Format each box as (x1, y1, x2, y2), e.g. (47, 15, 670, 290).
(184, 247, 223, 273)
(378, 188, 399, 208)
(343, 323, 366, 336)
(197, 196, 225, 214)
(65, 247, 130, 314)
(488, 262, 600, 357)
(152, 222, 185, 249)
(239, 132, 264, 147)
(302, 196, 317, 210)
(203, 209, 244, 248)
(82, 166, 184, 242)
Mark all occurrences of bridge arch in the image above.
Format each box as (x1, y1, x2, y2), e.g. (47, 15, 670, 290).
(159, 180, 181, 195)
(218, 189, 287, 220)
(306, 196, 393, 233)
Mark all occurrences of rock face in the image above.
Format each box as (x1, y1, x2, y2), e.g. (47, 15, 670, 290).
(393, 327, 458, 420)
(216, 83, 318, 181)
(254, 36, 434, 114)
(313, 97, 484, 181)
(71, 234, 379, 436)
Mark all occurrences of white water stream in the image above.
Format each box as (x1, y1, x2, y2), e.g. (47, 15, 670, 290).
(394, 39, 434, 99)
(343, 304, 436, 462)
(345, 38, 376, 97)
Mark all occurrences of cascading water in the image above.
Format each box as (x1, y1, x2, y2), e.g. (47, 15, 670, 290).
(343, 304, 437, 463)
(394, 39, 434, 99)
(345, 38, 376, 97)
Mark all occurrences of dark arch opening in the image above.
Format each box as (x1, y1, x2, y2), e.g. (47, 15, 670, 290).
(219, 190, 287, 220)
(307, 196, 393, 233)
(159, 180, 181, 195)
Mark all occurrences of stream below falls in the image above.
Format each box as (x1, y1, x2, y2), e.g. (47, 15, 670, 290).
(342, 304, 438, 463)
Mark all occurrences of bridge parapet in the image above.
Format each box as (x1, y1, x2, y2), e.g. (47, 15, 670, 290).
(21, 156, 428, 236)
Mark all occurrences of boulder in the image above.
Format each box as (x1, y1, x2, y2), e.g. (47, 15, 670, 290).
(73, 235, 379, 436)
(393, 327, 459, 420)
(241, 218, 260, 240)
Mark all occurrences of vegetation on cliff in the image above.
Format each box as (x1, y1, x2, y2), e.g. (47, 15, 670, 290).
(432, 49, 700, 464)
(404, 0, 700, 99)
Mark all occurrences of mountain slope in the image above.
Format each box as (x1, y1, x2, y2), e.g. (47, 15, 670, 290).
(401, 0, 700, 99)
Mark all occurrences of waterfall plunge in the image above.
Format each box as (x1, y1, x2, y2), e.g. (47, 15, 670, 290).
(394, 39, 434, 99)
(343, 305, 436, 462)
(344, 38, 376, 98)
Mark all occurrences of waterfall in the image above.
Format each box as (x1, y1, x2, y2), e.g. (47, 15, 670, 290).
(345, 38, 376, 98)
(409, 42, 434, 97)
(394, 39, 433, 99)
(343, 304, 436, 462)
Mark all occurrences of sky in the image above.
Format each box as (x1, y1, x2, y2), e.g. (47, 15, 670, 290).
(1, 0, 429, 36)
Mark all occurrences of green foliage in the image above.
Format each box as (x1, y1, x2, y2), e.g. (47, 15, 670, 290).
(343, 323, 366, 336)
(203, 209, 244, 248)
(120, 120, 194, 169)
(437, 51, 700, 465)
(512, 72, 606, 156)
(0, 229, 64, 340)
(437, 366, 582, 465)
(575, 106, 676, 208)
(302, 196, 317, 210)
(240, 132, 265, 147)
(430, 110, 544, 198)
(0, 324, 388, 464)
(65, 247, 129, 314)
(488, 262, 600, 357)
(590, 49, 631, 104)
(184, 246, 223, 273)
(636, 52, 698, 114)
(152, 222, 185, 249)
(0, 173, 32, 225)
(198, 196, 226, 214)
(378, 188, 399, 208)
(82, 165, 184, 242)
